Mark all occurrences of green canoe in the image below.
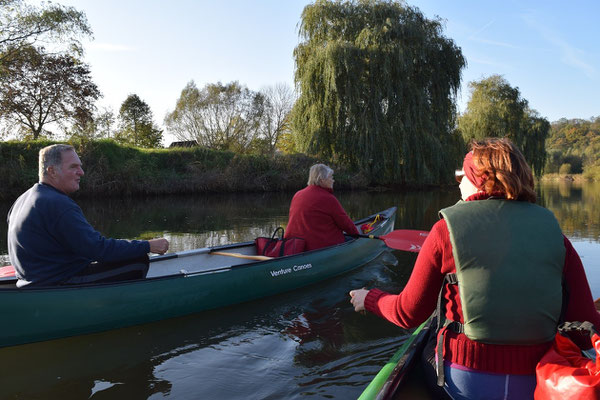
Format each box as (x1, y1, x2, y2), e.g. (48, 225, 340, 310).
(359, 316, 433, 400)
(0, 206, 396, 348)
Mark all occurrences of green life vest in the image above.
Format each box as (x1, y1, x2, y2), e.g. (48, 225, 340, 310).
(439, 199, 565, 345)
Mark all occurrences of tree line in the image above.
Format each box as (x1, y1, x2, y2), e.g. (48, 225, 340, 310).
(0, 1, 294, 153)
(544, 117, 600, 180)
(1, 0, 596, 187)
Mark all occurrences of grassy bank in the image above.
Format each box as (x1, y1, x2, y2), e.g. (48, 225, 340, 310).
(0, 140, 370, 201)
(540, 173, 584, 182)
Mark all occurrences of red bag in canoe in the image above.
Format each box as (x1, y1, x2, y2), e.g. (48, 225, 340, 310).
(255, 227, 305, 258)
(535, 321, 600, 400)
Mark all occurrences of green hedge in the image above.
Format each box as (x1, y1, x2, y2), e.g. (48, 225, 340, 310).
(0, 139, 366, 200)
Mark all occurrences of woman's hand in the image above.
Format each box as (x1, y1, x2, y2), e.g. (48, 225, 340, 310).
(349, 288, 369, 313)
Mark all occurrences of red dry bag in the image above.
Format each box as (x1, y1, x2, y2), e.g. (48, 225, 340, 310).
(535, 321, 600, 400)
(255, 227, 305, 258)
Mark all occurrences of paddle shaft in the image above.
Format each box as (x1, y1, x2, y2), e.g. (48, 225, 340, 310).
(355, 233, 382, 240)
(211, 251, 273, 261)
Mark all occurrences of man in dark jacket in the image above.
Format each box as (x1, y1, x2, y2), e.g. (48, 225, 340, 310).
(7, 144, 169, 287)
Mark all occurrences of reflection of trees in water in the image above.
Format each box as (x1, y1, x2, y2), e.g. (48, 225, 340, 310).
(283, 251, 409, 370)
(0, 296, 294, 399)
(81, 192, 294, 238)
(538, 181, 600, 241)
(0, 189, 460, 254)
(337, 187, 458, 231)
(0, 323, 174, 399)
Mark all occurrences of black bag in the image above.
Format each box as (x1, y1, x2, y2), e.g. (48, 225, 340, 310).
(255, 227, 306, 257)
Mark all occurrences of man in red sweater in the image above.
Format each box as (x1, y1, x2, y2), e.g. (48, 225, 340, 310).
(284, 164, 359, 250)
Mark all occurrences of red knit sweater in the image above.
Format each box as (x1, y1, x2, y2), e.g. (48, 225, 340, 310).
(365, 194, 600, 375)
(284, 185, 359, 251)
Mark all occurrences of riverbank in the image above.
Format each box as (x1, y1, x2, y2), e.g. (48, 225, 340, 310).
(0, 140, 372, 201)
(539, 173, 586, 182)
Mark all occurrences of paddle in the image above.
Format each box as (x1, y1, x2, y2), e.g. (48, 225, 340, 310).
(0, 265, 15, 278)
(353, 229, 429, 252)
(210, 251, 273, 261)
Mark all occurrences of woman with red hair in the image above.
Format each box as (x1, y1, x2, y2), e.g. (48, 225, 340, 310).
(350, 138, 600, 399)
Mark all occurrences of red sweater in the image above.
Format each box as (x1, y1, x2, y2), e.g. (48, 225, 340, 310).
(284, 185, 359, 251)
(365, 195, 600, 375)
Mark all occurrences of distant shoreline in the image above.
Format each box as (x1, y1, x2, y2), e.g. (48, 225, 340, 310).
(540, 173, 585, 182)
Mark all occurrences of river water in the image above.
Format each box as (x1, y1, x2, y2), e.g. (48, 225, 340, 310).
(0, 181, 598, 399)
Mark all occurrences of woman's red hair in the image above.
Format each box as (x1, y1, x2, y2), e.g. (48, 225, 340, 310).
(470, 138, 536, 203)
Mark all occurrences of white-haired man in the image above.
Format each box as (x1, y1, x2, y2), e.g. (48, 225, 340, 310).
(7, 144, 169, 287)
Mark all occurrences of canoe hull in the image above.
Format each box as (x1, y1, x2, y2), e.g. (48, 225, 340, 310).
(360, 316, 433, 400)
(0, 207, 396, 347)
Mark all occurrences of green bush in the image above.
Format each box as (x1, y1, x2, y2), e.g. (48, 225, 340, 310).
(583, 164, 600, 181)
(559, 163, 572, 175)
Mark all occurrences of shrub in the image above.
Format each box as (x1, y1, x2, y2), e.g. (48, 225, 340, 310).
(583, 164, 600, 181)
(559, 163, 572, 175)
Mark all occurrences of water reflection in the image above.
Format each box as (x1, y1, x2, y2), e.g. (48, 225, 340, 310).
(0, 189, 459, 255)
(537, 180, 600, 240)
(1, 182, 598, 256)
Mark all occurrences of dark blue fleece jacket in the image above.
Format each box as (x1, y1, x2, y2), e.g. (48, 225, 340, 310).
(7, 183, 150, 287)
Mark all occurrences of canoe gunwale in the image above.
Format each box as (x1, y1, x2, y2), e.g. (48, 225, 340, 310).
(360, 316, 433, 400)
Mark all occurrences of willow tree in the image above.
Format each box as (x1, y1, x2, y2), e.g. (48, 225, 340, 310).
(291, 0, 466, 184)
(458, 75, 550, 175)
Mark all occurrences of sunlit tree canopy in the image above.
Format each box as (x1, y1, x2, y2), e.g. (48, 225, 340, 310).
(458, 75, 549, 175)
(292, 0, 466, 184)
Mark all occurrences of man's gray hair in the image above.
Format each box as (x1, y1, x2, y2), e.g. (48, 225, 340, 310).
(39, 144, 75, 181)
(307, 163, 333, 186)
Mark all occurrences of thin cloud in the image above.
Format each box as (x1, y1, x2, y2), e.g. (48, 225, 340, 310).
(89, 42, 134, 52)
(469, 19, 495, 39)
(468, 19, 521, 49)
(468, 56, 513, 70)
(522, 13, 596, 79)
(470, 37, 521, 49)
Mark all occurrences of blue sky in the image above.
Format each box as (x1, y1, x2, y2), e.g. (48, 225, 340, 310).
(57, 0, 600, 144)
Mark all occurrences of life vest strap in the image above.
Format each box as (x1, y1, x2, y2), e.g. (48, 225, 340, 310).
(435, 273, 460, 386)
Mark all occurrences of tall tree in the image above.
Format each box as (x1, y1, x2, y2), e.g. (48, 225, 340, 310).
(0, 0, 92, 63)
(116, 94, 162, 148)
(259, 83, 295, 154)
(0, 45, 100, 139)
(458, 75, 550, 175)
(164, 81, 265, 153)
(69, 106, 115, 140)
(292, 0, 466, 184)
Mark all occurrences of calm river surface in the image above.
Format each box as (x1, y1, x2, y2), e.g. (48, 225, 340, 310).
(0, 181, 599, 399)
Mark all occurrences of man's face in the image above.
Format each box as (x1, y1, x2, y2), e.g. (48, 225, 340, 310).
(52, 150, 84, 194)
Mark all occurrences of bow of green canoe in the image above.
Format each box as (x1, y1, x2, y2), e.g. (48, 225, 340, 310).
(359, 317, 434, 400)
